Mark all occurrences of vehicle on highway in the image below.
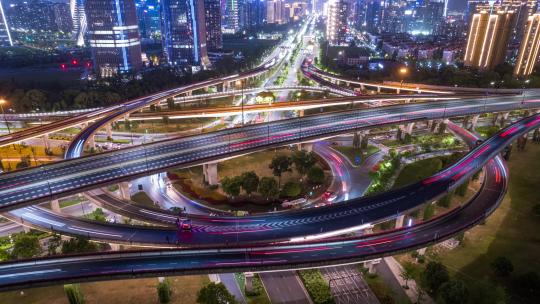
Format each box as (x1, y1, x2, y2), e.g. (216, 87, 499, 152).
(323, 191, 338, 202)
(179, 218, 192, 231)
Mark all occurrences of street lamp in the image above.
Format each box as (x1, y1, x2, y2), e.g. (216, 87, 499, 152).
(399, 67, 408, 87)
(0, 99, 10, 134)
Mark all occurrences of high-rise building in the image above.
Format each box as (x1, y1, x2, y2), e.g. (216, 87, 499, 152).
(467, 0, 537, 42)
(0, 0, 12, 47)
(514, 13, 540, 76)
(161, 0, 211, 68)
(136, 0, 161, 40)
(205, 0, 222, 50)
(464, 10, 515, 70)
(85, 0, 143, 77)
(224, 0, 239, 32)
(71, 0, 87, 46)
(53, 3, 74, 33)
(267, 0, 283, 24)
(326, 0, 349, 45)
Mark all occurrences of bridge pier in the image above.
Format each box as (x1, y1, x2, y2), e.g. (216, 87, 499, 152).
(360, 84, 365, 91)
(363, 259, 381, 274)
(470, 115, 480, 130)
(119, 182, 131, 200)
(396, 88, 400, 94)
(41, 135, 50, 150)
(87, 135, 96, 150)
(109, 243, 120, 251)
(377, 87, 381, 93)
(301, 143, 313, 152)
(106, 123, 113, 140)
(395, 214, 405, 229)
(50, 199, 61, 213)
(245, 272, 255, 293)
(203, 163, 218, 186)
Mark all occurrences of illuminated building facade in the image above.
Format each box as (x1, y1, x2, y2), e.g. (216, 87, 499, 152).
(85, 0, 143, 77)
(514, 13, 540, 76)
(161, 0, 211, 68)
(326, 0, 349, 45)
(0, 0, 12, 47)
(204, 0, 222, 49)
(464, 10, 514, 70)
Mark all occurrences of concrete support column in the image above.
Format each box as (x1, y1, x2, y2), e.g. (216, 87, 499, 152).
(417, 247, 427, 255)
(41, 135, 50, 150)
(363, 259, 380, 274)
(302, 143, 313, 152)
(51, 199, 60, 213)
(298, 109, 305, 117)
(119, 182, 131, 200)
(106, 123, 113, 139)
(245, 272, 254, 294)
(109, 243, 120, 251)
(203, 163, 218, 186)
(395, 214, 405, 229)
(377, 86, 381, 93)
(502, 112, 509, 120)
(470, 115, 480, 130)
(87, 135, 96, 150)
(360, 84, 365, 91)
(427, 120, 434, 131)
(396, 88, 400, 94)
(124, 113, 130, 120)
(405, 122, 414, 134)
(223, 81, 229, 92)
(185, 91, 192, 97)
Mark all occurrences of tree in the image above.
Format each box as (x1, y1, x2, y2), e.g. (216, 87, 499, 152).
(11, 233, 41, 259)
(269, 154, 292, 187)
(197, 282, 237, 304)
(400, 262, 416, 289)
(437, 280, 469, 304)
(258, 177, 279, 201)
(88, 208, 107, 222)
(438, 122, 447, 134)
(61, 236, 98, 254)
(422, 261, 449, 294)
(512, 272, 540, 300)
(47, 233, 62, 255)
(292, 150, 317, 177)
(221, 176, 243, 198)
(64, 284, 85, 304)
(307, 166, 325, 185)
(281, 181, 302, 198)
(240, 171, 259, 196)
(157, 279, 172, 304)
(437, 192, 453, 208)
(490, 256, 513, 277)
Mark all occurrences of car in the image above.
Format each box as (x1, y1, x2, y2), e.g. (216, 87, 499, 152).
(323, 191, 337, 202)
(179, 218, 192, 231)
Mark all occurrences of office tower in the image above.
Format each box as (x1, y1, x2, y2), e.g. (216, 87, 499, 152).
(71, 0, 87, 46)
(267, 0, 283, 24)
(136, 0, 161, 40)
(0, 0, 12, 47)
(224, 0, 239, 32)
(467, 0, 537, 42)
(326, 0, 349, 45)
(161, 0, 211, 68)
(85, 0, 142, 77)
(205, 0, 222, 49)
(514, 13, 540, 76)
(464, 10, 514, 70)
(53, 3, 74, 33)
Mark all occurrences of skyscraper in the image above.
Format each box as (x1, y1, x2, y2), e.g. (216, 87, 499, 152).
(224, 0, 239, 32)
(514, 13, 540, 76)
(71, 0, 87, 46)
(161, 0, 211, 68)
(464, 10, 515, 70)
(267, 0, 283, 24)
(467, 0, 537, 42)
(205, 0, 222, 50)
(0, 0, 12, 47)
(85, 0, 143, 77)
(326, 0, 349, 45)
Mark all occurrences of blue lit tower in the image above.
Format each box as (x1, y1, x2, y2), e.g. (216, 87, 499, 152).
(0, 0, 12, 46)
(71, 0, 87, 46)
(85, 0, 143, 77)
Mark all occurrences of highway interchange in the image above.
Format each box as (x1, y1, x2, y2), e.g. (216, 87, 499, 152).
(0, 16, 539, 291)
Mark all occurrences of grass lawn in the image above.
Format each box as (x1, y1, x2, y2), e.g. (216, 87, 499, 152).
(332, 145, 380, 165)
(235, 273, 271, 304)
(130, 191, 156, 208)
(392, 157, 444, 189)
(0, 275, 209, 304)
(437, 144, 540, 281)
(58, 195, 85, 208)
